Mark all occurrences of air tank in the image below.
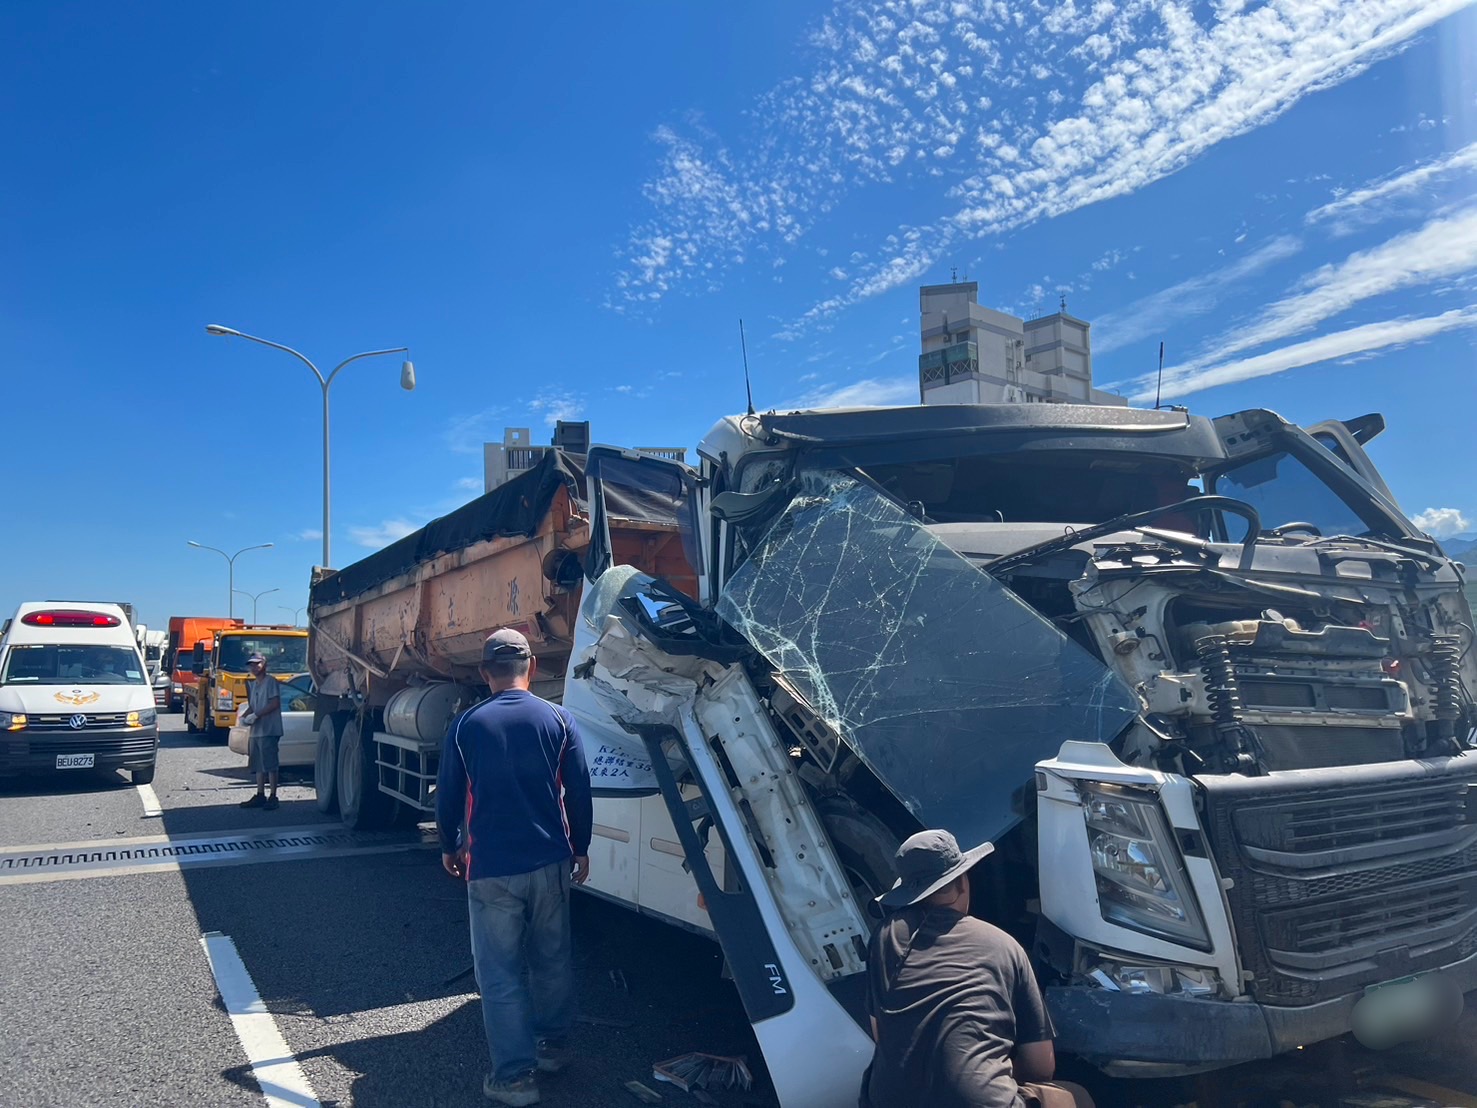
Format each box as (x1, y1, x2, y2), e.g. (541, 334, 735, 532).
(384, 683, 471, 743)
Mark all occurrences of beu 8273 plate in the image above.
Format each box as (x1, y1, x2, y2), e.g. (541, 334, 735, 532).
(56, 753, 95, 769)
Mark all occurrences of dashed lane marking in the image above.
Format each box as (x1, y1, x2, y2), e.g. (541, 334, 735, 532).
(0, 824, 435, 885)
(202, 931, 322, 1108)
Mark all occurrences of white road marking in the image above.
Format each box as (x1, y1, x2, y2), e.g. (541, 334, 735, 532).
(136, 783, 162, 818)
(202, 931, 322, 1108)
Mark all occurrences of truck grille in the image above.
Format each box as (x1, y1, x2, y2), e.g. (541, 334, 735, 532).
(1198, 757, 1477, 1006)
(26, 713, 131, 732)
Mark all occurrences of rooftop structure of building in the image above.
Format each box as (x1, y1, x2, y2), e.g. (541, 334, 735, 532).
(483, 421, 688, 493)
(918, 280, 1126, 407)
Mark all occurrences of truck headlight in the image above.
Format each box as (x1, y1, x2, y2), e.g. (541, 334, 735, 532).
(1083, 783, 1210, 950)
(216, 690, 234, 709)
(0, 711, 26, 731)
(126, 709, 157, 728)
(172, 683, 183, 693)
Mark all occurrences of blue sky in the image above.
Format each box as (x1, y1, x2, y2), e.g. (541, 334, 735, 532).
(3, 1, 1474, 629)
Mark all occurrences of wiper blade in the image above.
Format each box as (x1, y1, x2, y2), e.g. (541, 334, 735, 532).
(1295, 534, 1444, 568)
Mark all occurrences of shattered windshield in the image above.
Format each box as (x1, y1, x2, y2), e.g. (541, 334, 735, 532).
(717, 470, 1139, 847)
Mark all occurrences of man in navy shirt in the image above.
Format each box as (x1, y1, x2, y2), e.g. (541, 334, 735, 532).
(437, 628, 593, 1107)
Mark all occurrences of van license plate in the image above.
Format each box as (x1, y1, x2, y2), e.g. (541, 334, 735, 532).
(56, 754, 94, 769)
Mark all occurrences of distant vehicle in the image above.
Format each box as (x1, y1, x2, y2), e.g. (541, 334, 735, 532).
(165, 616, 242, 712)
(138, 628, 169, 709)
(0, 602, 159, 784)
(185, 626, 308, 740)
(227, 674, 318, 767)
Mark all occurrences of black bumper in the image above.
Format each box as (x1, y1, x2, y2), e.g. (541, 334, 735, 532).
(0, 727, 159, 775)
(1049, 946, 1477, 1076)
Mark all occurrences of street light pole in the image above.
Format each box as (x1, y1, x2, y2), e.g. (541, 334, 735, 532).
(279, 605, 306, 628)
(233, 588, 281, 624)
(205, 325, 416, 568)
(188, 541, 274, 619)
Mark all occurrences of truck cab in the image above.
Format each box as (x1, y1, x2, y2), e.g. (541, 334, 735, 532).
(562, 403, 1475, 1102)
(185, 627, 309, 739)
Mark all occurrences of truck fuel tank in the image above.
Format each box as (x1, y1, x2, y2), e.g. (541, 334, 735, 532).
(384, 683, 472, 743)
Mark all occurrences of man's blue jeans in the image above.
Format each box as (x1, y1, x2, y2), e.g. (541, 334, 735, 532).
(468, 860, 576, 1082)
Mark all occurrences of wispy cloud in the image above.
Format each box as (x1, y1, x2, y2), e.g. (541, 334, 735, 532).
(294, 528, 323, 542)
(529, 389, 584, 428)
(1094, 236, 1303, 356)
(1413, 506, 1472, 538)
(1308, 140, 1477, 227)
(1131, 305, 1477, 402)
(781, 375, 916, 410)
(443, 406, 506, 455)
(617, 0, 1464, 331)
(1136, 205, 1477, 394)
(348, 519, 421, 549)
(454, 477, 483, 492)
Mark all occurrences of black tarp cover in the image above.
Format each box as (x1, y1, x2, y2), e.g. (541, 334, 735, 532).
(310, 452, 584, 608)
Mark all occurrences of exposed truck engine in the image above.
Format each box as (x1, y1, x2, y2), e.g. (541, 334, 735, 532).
(307, 403, 1475, 1107)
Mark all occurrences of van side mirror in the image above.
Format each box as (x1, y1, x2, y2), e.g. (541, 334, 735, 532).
(191, 643, 205, 675)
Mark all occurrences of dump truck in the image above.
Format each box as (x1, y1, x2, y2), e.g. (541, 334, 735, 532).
(166, 616, 244, 711)
(184, 624, 309, 739)
(307, 405, 1476, 1107)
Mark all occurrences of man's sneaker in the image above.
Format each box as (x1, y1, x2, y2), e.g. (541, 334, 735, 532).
(535, 1040, 569, 1073)
(239, 794, 265, 808)
(483, 1072, 539, 1105)
(263, 797, 279, 811)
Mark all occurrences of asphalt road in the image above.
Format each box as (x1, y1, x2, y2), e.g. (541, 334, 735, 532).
(1, 715, 1474, 1108)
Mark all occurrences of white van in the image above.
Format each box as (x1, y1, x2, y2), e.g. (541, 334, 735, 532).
(0, 602, 159, 784)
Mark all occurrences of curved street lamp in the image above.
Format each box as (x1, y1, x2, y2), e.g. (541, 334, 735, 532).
(188, 541, 274, 619)
(279, 605, 306, 628)
(233, 587, 281, 624)
(205, 324, 415, 568)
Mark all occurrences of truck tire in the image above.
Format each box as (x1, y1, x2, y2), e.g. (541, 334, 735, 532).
(816, 797, 900, 931)
(337, 718, 392, 831)
(314, 714, 347, 814)
(131, 761, 157, 786)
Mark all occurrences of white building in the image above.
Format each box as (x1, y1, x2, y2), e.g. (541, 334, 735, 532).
(483, 421, 688, 493)
(917, 281, 1125, 407)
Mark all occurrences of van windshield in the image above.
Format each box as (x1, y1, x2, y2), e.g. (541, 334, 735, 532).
(2, 645, 146, 686)
(217, 636, 308, 674)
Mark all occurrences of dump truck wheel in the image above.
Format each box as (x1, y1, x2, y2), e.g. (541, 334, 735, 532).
(314, 714, 346, 814)
(817, 798, 899, 932)
(337, 718, 391, 830)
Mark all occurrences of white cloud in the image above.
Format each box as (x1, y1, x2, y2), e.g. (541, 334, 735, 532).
(617, 0, 1466, 326)
(1141, 206, 1477, 391)
(454, 477, 483, 492)
(529, 389, 584, 428)
(1094, 236, 1302, 355)
(443, 406, 505, 455)
(1131, 305, 1477, 402)
(1412, 507, 1473, 538)
(1308, 140, 1477, 227)
(782, 375, 917, 409)
(348, 519, 421, 549)
(295, 528, 323, 542)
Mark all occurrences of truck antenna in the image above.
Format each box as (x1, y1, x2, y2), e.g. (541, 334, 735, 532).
(1154, 341, 1166, 410)
(739, 318, 755, 416)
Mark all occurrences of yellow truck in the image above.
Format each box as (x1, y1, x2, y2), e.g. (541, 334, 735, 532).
(184, 626, 309, 739)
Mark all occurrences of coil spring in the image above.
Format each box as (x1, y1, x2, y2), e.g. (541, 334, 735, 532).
(1429, 634, 1463, 721)
(1196, 634, 1244, 728)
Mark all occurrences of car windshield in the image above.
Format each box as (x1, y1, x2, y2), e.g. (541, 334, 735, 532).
(217, 636, 308, 674)
(715, 468, 1139, 847)
(2, 644, 147, 686)
(1211, 450, 1390, 539)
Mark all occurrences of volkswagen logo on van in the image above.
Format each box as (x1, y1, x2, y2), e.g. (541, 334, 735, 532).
(68, 714, 87, 730)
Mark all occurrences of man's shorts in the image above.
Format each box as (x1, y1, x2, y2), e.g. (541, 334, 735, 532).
(248, 733, 281, 774)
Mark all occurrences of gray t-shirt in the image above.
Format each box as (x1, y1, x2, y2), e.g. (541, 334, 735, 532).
(246, 673, 283, 739)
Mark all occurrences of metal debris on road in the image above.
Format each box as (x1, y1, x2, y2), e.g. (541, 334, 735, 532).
(624, 1079, 664, 1103)
(652, 1052, 754, 1092)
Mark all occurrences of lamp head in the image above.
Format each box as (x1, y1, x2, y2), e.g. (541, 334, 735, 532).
(205, 324, 241, 337)
(400, 360, 416, 391)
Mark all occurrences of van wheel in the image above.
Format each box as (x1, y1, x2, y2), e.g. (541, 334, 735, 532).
(131, 762, 157, 786)
(816, 797, 900, 932)
(337, 718, 391, 831)
(314, 714, 347, 814)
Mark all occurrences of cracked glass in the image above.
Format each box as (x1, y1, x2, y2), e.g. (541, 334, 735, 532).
(717, 470, 1139, 846)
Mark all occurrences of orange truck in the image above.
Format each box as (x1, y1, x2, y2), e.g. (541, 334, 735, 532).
(165, 616, 242, 712)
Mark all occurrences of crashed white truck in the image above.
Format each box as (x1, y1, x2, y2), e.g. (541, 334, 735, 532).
(307, 404, 1476, 1107)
